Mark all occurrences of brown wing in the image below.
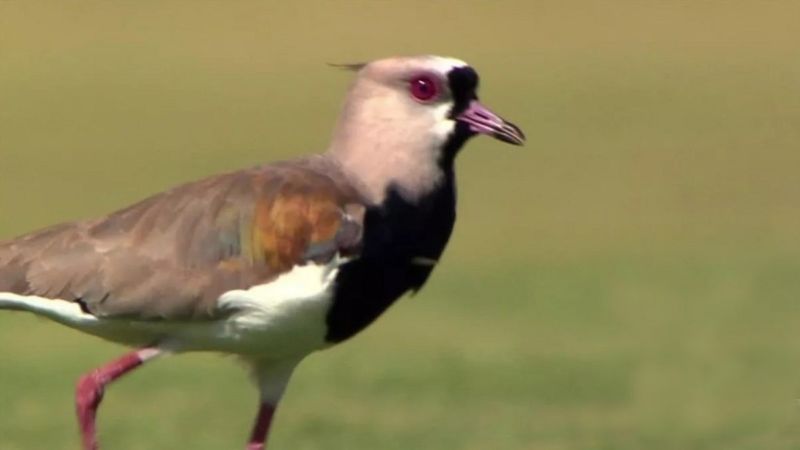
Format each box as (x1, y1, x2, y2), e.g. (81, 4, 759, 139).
(0, 156, 364, 320)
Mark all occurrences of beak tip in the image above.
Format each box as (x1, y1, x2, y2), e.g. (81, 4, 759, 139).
(496, 122, 526, 146)
(495, 133, 525, 146)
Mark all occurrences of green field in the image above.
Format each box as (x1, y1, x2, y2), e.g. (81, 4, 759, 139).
(2, 2, 800, 449)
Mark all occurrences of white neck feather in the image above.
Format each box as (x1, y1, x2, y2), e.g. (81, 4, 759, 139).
(329, 102, 455, 205)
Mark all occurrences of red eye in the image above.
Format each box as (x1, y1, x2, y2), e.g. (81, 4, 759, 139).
(409, 75, 438, 102)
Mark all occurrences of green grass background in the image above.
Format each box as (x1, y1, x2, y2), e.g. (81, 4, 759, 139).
(2, 1, 800, 449)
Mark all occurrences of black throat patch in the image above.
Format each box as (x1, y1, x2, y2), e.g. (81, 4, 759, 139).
(325, 176, 457, 343)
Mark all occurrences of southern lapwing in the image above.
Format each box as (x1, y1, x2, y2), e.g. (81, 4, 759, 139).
(0, 55, 524, 449)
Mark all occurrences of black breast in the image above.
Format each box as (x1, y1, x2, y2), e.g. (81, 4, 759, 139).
(325, 173, 457, 343)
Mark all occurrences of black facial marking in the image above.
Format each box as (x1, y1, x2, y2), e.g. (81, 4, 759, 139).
(447, 66, 479, 119)
(439, 120, 473, 169)
(325, 176, 457, 343)
(435, 66, 481, 166)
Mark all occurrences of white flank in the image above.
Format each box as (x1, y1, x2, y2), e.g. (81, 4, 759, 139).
(0, 256, 347, 359)
(210, 256, 345, 357)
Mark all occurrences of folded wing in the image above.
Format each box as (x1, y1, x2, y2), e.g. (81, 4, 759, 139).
(0, 157, 364, 320)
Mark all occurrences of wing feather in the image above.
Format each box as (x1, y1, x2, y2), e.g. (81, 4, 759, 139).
(0, 157, 364, 320)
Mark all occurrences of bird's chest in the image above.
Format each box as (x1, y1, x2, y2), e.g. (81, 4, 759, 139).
(325, 183, 457, 343)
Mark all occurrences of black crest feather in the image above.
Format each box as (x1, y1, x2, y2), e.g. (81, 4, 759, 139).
(327, 62, 367, 72)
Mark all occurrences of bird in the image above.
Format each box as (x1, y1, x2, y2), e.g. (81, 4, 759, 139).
(0, 55, 524, 450)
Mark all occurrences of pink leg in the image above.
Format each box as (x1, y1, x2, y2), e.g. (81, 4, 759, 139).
(75, 348, 161, 450)
(246, 402, 276, 450)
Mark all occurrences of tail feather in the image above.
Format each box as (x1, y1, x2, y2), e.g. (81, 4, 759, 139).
(0, 294, 27, 311)
(0, 292, 175, 348)
(0, 292, 98, 326)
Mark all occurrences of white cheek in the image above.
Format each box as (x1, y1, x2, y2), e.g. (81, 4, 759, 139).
(431, 102, 457, 145)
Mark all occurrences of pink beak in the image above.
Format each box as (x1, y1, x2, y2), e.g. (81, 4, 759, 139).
(457, 100, 525, 146)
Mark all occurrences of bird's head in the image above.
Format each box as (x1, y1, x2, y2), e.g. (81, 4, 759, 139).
(329, 55, 524, 202)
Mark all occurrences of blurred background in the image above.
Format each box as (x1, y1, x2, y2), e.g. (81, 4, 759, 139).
(1, 1, 799, 449)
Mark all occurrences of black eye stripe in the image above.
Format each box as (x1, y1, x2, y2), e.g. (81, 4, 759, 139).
(447, 66, 479, 118)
